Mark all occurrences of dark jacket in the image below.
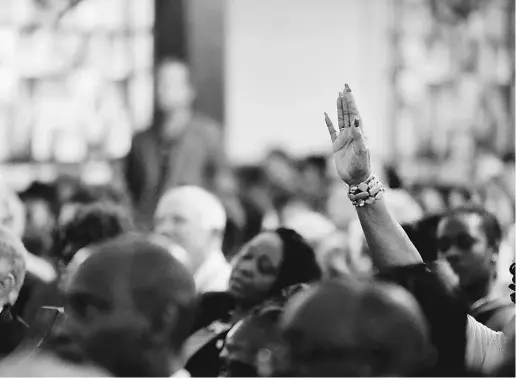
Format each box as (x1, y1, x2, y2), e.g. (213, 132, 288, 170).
(185, 292, 235, 377)
(0, 307, 28, 360)
(125, 114, 227, 230)
(378, 264, 471, 376)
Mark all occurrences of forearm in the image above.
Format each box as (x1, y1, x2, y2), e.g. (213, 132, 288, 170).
(355, 197, 423, 271)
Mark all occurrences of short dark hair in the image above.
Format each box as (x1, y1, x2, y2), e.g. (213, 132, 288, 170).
(268, 228, 322, 297)
(57, 202, 134, 264)
(443, 206, 502, 251)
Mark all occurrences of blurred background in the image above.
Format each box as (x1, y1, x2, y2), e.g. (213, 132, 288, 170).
(0, 0, 514, 236)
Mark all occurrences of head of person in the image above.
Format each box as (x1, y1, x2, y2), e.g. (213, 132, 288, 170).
(280, 278, 433, 377)
(436, 206, 502, 291)
(228, 228, 321, 309)
(54, 234, 197, 377)
(0, 226, 27, 310)
(56, 202, 134, 268)
(154, 186, 226, 273)
(220, 307, 284, 377)
(220, 284, 307, 377)
(156, 58, 195, 114)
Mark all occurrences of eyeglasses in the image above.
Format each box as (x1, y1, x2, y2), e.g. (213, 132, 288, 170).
(437, 234, 476, 253)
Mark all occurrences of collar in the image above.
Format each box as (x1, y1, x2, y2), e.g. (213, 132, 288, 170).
(194, 250, 226, 282)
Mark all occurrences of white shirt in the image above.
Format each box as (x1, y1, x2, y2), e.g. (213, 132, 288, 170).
(171, 369, 191, 378)
(465, 315, 506, 375)
(194, 250, 231, 293)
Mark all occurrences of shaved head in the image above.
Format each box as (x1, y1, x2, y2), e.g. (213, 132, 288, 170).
(59, 233, 197, 376)
(281, 278, 432, 377)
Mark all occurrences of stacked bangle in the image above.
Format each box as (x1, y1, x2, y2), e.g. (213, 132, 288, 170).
(348, 174, 385, 207)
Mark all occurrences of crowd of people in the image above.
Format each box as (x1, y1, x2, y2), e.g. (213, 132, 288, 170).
(0, 61, 514, 377)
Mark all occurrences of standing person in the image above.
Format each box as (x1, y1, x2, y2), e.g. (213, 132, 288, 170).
(125, 59, 227, 230)
(154, 186, 231, 293)
(436, 207, 514, 332)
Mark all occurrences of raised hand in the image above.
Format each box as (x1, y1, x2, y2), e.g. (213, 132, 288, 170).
(324, 84, 371, 186)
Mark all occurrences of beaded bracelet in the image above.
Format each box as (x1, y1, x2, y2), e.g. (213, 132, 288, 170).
(347, 174, 386, 207)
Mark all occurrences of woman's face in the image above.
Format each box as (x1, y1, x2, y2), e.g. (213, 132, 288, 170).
(228, 233, 284, 306)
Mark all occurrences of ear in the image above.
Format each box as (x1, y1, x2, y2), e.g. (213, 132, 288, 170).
(149, 304, 179, 343)
(0, 273, 16, 305)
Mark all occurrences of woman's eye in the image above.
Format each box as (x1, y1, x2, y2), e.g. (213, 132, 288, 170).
(257, 256, 277, 276)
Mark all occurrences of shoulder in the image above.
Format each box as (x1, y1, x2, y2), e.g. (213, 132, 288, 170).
(194, 292, 235, 331)
(131, 129, 155, 147)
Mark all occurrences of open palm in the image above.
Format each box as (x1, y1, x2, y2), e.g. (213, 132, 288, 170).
(324, 84, 371, 186)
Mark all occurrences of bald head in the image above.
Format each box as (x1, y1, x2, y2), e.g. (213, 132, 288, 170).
(155, 186, 226, 273)
(281, 278, 431, 377)
(0, 226, 27, 307)
(62, 233, 197, 376)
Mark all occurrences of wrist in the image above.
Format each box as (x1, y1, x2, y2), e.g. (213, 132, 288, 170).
(347, 174, 385, 207)
(344, 172, 373, 187)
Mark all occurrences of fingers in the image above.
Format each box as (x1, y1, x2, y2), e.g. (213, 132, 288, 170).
(342, 83, 361, 129)
(350, 120, 367, 152)
(324, 112, 338, 142)
(336, 95, 345, 130)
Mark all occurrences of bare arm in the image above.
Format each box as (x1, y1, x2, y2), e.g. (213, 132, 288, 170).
(324, 85, 422, 271)
(356, 199, 423, 270)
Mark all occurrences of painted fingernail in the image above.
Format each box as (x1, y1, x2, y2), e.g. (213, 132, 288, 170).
(345, 84, 351, 92)
(354, 116, 360, 127)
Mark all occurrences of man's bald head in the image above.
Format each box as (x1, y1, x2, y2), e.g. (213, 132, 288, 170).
(281, 278, 432, 377)
(0, 226, 27, 307)
(62, 233, 197, 376)
(154, 186, 226, 273)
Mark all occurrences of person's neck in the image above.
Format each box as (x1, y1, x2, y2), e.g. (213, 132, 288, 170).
(463, 278, 492, 306)
(161, 109, 192, 139)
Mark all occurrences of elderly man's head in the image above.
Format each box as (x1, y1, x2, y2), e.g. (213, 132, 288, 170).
(0, 226, 27, 309)
(56, 233, 197, 377)
(280, 278, 432, 377)
(154, 186, 226, 273)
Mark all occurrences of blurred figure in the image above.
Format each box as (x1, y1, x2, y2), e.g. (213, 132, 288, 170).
(19, 182, 57, 258)
(0, 351, 107, 377)
(21, 202, 133, 325)
(383, 189, 424, 225)
(125, 58, 227, 230)
(437, 206, 514, 331)
(185, 228, 321, 377)
(261, 149, 301, 226)
(280, 278, 432, 376)
(316, 231, 373, 279)
(49, 234, 197, 377)
(0, 227, 28, 360)
(0, 184, 26, 239)
(220, 307, 284, 377)
(155, 186, 230, 293)
(492, 224, 515, 302)
(298, 155, 329, 212)
(325, 183, 358, 232)
(416, 186, 447, 215)
(283, 210, 337, 250)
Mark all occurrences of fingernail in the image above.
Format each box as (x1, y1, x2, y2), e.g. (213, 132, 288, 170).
(345, 84, 351, 92)
(354, 117, 360, 127)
